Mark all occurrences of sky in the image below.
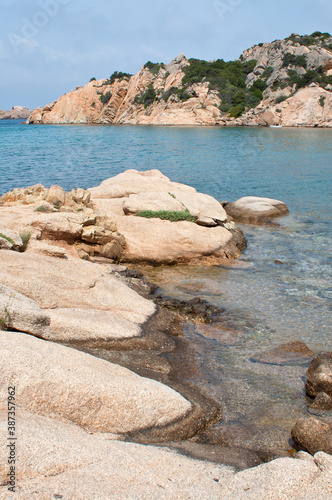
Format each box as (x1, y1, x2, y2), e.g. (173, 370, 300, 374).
(0, 0, 331, 110)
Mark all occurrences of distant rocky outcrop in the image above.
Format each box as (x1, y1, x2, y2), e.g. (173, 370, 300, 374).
(28, 32, 332, 127)
(0, 105, 31, 120)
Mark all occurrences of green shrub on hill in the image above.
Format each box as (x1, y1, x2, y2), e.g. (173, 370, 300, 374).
(282, 53, 307, 68)
(104, 71, 132, 85)
(262, 66, 274, 79)
(181, 58, 261, 116)
(275, 95, 288, 104)
(99, 91, 112, 105)
(286, 32, 331, 48)
(285, 65, 332, 90)
(162, 86, 191, 102)
(144, 62, 166, 75)
(135, 84, 157, 107)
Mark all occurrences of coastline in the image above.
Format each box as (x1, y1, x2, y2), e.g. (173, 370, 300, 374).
(0, 164, 331, 496)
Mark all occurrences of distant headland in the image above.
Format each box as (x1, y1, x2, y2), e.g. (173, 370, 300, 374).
(27, 31, 332, 127)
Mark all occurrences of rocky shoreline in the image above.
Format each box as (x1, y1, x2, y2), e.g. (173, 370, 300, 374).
(1, 171, 331, 498)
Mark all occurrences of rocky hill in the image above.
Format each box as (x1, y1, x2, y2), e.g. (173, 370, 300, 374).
(0, 106, 31, 120)
(28, 32, 332, 127)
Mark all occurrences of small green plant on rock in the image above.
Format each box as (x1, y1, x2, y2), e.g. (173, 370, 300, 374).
(0, 294, 14, 331)
(0, 307, 10, 331)
(0, 233, 14, 245)
(19, 230, 32, 252)
(319, 96, 326, 107)
(136, 209, 196, 222)
(275, 95, 288, 104)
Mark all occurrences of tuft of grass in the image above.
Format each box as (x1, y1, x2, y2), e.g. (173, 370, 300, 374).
(19, 230, 32, 252)
(35, 204, 53, 213)
(136, 209, 196, 222)
(0, 233, 14, 245)
(0, 307, 10, 331)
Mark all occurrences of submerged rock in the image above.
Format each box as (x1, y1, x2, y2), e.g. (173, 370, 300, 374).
(224, 196, 289, 224)
(250, 341, 314, 366)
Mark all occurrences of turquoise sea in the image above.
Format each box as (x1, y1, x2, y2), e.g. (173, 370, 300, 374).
(1, 119, 331, 453)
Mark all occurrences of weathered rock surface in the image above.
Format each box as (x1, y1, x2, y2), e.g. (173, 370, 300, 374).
(239, 85, 332, 128)
(291, 418, 332, 455)
(0, 183, 92, 211)
(311, 392, 332, 410)
(0, 226, 23, 250)
(0, 284, 50, 336)
(90, 169, 241, 264)
(1, 409, 331, 500)
(0, 251, 156, 342)
(0, 197, 126, 262)
(224, 196, 289, 224)
(27, 33, 332, 128)
(0, 105, 31, 120)
(306, 352, 332, 397)
(0, 409, 234, 499)
(0, 331, 191, 434)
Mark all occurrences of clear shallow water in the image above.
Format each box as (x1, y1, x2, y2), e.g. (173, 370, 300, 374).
(1, 120, 331, 452)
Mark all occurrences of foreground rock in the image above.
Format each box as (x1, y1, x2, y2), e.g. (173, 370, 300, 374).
(0, 251, 155, 343)
(0, 284, 50, 336)
(224, 196, 289, 224)
(0, 170, 245, 265)
(0, 192, 126, 262)
(0, 331, 191, 434)
(291, 418, 332, 455)
(1, 409, 331, 498)
(90, 169, 244, 264)
(0, 226, 23, 250)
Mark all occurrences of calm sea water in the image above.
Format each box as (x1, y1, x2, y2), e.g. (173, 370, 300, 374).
(1, 119, 331, 453)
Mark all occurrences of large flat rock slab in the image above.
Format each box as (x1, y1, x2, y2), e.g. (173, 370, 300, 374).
(0, 251, 155, 342)
(0, 409, 233, 499)
(0, 331, 191, 434)
(1, 408, 331, 499)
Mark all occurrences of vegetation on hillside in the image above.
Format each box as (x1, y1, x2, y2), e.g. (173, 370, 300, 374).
(282, 53, 307, 69)
(144, 61, 166, 75)
(113, 32, 332, 115)
(104, 71, 132, 86)
(286, 31, 332, 50)
(134, 84, 157, 107)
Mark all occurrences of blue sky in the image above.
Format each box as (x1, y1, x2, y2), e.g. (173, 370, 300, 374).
(1, 0, 331, 110)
